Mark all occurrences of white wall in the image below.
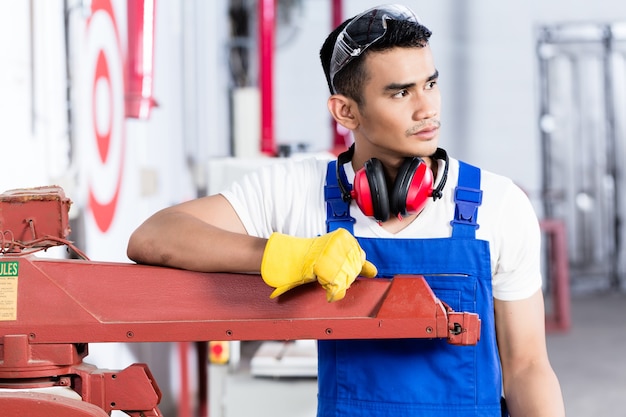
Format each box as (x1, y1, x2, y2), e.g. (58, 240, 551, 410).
(0, 1, 68, 193)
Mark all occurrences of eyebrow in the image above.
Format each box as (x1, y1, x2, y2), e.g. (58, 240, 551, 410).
(383, 69, 439, 92)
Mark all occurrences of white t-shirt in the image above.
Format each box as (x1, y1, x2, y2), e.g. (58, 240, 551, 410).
(221, 156, 542, 301)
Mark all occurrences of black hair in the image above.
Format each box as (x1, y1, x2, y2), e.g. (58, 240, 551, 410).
(320, 16, 432, 105)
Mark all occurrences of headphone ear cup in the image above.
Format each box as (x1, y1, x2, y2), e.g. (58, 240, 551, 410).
(390, 158, 417, 217)
(390, 157, 434, 217)
(353, 158, 390, 222)
(365, 159, 390, 221)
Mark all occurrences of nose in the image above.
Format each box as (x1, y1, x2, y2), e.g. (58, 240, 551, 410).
(412, 91, 439, 121)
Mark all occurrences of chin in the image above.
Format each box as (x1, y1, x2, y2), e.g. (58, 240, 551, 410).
(409, 142, 439, 158)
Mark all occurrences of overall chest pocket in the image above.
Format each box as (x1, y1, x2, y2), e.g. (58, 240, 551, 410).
(333, 273, 482, 406)
(423, 273, 478, 314)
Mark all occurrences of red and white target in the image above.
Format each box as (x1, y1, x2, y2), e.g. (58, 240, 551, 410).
(82, 0, 125, 233)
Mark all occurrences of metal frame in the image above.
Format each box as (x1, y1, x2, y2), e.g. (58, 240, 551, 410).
(0, 185, 480, 416)
(537, 22, 626, 289)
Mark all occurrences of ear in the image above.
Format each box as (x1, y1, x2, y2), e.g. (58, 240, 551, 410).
(327, 95, 359, 130)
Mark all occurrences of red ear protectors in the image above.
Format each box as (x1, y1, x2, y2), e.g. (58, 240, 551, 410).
(337, 145, 448, 222)
(353, 157, 433, 221)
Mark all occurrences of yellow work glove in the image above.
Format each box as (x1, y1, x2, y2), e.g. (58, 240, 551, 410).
(260, 228, 378, 302)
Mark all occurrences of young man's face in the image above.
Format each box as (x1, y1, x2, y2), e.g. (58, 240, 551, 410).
(353, 46, 441, 162)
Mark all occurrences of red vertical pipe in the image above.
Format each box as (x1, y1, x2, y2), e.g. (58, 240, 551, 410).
(259, 0, 275, 155)
(331, 0, 346, 151)
(126, 0, 157, 119)
(332, 0, 343, 32)
(196, 342, 209, 417)
(177, 342, 191, 417)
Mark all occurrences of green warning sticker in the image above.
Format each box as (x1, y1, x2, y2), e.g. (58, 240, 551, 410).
(0, 261, 18, 277)
(0, 261, 19, 320)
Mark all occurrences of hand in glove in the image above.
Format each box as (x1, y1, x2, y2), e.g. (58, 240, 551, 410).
(261, 228, 377, 302)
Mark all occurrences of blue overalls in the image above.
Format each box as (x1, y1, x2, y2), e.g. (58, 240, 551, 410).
(319, 160, 505, 417)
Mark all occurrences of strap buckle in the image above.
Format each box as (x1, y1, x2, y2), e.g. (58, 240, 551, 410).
(450, 186, 482, 229)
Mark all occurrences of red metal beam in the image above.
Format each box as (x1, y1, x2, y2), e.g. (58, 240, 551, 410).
(0, 255, 478, 346)
(0, 255, 479, 415)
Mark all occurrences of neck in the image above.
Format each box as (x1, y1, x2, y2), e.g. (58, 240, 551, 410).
(349, 149, 438, 184)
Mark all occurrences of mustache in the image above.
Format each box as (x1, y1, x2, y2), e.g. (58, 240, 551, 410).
(406, 119, 441, 136)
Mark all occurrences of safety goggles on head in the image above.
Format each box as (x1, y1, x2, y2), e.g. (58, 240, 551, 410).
(330, 4, 421, 93)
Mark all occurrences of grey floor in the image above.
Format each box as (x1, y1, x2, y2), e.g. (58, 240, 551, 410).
(209, 289, 626, 417)
(546, 290, 626, 417)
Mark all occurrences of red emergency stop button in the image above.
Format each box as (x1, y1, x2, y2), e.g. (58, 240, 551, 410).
(209, 341, 230, 365)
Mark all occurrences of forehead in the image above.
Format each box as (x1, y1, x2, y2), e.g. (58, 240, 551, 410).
(362, 46, 436, 88)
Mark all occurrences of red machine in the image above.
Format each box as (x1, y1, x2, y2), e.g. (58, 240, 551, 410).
(0, 187, 480, 416)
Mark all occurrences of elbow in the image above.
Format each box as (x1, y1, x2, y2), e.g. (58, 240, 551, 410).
(126, 230, 145, 263)
(127, 229, 160, 265)
(127, 225, 176, 267)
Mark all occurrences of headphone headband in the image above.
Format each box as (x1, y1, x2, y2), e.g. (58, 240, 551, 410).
(336, 145, 356, 202)
(430, 147, 448, 201)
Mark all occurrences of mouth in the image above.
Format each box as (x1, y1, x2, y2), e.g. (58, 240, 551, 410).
(407, 120, 440, 140)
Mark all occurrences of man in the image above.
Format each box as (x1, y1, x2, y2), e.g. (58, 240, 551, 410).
(127, 4, 565, 416)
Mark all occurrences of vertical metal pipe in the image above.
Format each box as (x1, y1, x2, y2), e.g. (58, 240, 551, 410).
(30, 0, 36, 135)
(331, 0, 345, 151)
(125, 0, 157, 119)
(449, 2, 469, 159)
(331, 0, 342, 28)
(63, 0, 74, 162)
(196, 341, 209, 417)
(259, 0, 275, 155)
(536, 28, 554, 219)
(177, 342, 191, 417)
(601, 25, 621, 288)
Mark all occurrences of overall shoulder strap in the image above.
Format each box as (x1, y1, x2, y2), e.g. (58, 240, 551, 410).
(325, 160, 355, 233)
(451, 161, 483, 238)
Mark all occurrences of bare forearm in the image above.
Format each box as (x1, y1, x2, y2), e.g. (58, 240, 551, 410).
(504, 361, 565, 417)
(495, 293, 566, 417)
(127, 210, 267, 273)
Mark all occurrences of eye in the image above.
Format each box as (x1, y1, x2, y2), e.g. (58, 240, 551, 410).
(425, 80, 438, 90)
(392, 89, 409, 98)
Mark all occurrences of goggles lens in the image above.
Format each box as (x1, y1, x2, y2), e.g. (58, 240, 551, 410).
(330, 4, 421, 93)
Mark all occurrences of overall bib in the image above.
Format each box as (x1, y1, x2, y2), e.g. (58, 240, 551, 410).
(319, 160, 505, 417)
